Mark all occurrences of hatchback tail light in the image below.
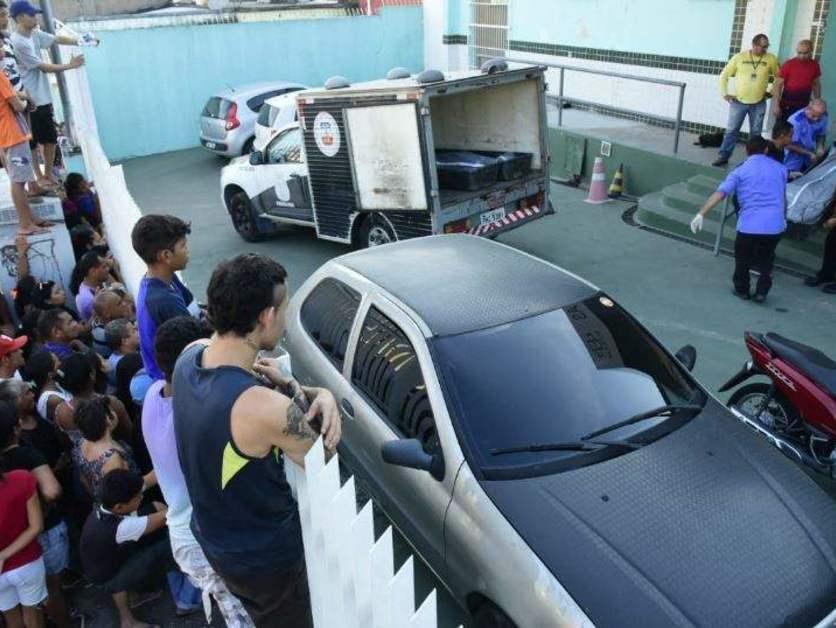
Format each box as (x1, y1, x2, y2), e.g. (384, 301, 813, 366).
(225, 102, 240, 131)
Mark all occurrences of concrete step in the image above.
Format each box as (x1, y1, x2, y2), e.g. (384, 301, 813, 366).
(661, 182, 710, 213)
(636, 190, 825, 274)
(686, 173, 724, 196)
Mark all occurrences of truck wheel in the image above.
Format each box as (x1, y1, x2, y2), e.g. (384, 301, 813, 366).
(473, 600, 517, 628)
(227, 191, 266, 242)
(359, 213, 396, 248)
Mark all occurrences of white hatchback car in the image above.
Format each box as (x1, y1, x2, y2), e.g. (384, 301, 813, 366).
(253, 92, 300, 153)
(199, 81, 305, 157)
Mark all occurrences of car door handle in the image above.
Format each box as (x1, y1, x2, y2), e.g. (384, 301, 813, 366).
(341, 399, 355, 419)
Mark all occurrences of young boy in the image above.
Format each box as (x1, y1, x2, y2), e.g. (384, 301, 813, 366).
(130, 215, 200, 381)
(0, 48, 45, 236)
(80, 468, 172, 628)
(104, 319, 139, 389)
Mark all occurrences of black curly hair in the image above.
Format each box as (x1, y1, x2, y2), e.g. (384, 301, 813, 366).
(206, 254, 287, 337)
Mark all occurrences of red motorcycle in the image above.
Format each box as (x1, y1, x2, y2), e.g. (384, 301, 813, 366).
(719, 332, 836, 479)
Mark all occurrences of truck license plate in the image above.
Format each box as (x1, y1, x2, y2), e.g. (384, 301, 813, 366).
(480, 208, 505, 225)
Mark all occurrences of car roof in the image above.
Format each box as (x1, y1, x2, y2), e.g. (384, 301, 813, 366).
(264, 92, 299, 109)
(335, 235, 598, 337)
(214, 81, 306, 100)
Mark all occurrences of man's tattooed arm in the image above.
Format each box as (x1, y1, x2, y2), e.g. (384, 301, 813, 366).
(283, 401, 318, 442)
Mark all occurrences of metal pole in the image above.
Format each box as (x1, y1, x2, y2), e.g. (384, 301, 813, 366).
(557, 67, 564, 127)
(39, 0, 74, 146)
(673, 83, 685, 154)
(714, 196, 730, 256)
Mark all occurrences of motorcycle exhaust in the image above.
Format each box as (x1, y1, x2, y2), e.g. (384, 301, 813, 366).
(719, 360, 755, 393)
(729, 407, 832, 475)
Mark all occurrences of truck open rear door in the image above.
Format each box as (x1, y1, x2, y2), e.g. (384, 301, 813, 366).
(344, 103, 429, 212)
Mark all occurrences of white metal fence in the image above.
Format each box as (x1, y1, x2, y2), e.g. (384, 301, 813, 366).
(468, 0, 508, 69)
(290, 439, 454, 628)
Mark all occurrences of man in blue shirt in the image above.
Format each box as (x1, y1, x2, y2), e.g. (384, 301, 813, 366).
(131, 215, 200, 380)
(784, 99, 829, 173)
(691, 136, 787, 302)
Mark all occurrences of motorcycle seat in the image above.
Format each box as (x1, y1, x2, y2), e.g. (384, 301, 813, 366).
(764, 333, 836, 397)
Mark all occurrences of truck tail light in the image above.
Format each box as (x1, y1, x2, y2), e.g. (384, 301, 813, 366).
(225, 102, 240, 131)
(443, 218, 469, 234)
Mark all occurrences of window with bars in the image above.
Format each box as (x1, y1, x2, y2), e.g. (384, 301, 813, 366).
(468, 0, 508, 69)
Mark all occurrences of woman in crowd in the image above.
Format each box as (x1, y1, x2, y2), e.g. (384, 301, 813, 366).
(54, 354, 132, 452)
(70, 252, 110, 322)
(0, 401, 73, 628)
(62, 173, 102, 231)
(25, 351, 71, 425)
(74, 396, 155, 502)
(0, 461, 47, 628)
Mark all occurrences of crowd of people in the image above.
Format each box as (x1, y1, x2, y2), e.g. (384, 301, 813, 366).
(0, 210, 341, 628)
(690, 33, 835, 302)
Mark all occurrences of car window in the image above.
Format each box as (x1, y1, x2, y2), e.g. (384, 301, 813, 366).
(352, 307, 439, 452)
(268, 105, 281, 126)
(267, 127, 303, 164)
(300, 278, 361, 370)
(202, 97, 232, 120)
(431, 294, 703, 476)
(257, 103, 272, 126)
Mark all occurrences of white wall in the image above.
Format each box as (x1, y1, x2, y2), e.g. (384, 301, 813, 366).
(424, 0, 446, 71)
(741, 0, 776, 48)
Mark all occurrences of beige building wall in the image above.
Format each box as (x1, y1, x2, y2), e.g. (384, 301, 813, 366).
(50, 0, 169, 20)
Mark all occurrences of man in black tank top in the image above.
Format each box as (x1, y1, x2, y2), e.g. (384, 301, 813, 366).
(172, 253, 342, 628)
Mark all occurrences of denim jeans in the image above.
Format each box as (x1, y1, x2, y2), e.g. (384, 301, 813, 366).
(719, 100, 766, 159)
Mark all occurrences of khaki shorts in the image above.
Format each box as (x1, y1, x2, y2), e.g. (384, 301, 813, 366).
(1, 140, 36, 184)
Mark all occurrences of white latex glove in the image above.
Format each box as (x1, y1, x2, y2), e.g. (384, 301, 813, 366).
(690, 214, 704, 234)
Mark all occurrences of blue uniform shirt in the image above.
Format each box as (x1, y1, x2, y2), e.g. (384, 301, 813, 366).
(717, 154, 787, 235)
(784, 108, 829, 172)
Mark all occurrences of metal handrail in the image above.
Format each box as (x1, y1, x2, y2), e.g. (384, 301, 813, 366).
(506, 56, 688, 154)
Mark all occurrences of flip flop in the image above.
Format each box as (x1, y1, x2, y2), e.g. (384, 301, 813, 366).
(17, 226, 49, 236)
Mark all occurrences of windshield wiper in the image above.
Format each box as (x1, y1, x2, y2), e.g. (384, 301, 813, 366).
(580, 403, 703, 442)
(490, 439, 639, 457)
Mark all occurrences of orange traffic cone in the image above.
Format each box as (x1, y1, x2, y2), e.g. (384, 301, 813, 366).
(585, 157, 610, 204)
(608, 163, 625, 199)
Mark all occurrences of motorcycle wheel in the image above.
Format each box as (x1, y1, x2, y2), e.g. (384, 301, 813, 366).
(727, 383, 798, 433)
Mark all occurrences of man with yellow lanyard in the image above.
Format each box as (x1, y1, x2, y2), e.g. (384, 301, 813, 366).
(714, 33, 779, 167)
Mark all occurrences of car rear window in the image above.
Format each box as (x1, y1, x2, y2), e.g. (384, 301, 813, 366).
(202, 97, 232, 120)
(300, 278, 361, 370)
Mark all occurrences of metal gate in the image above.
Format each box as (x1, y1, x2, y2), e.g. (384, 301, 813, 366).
(468, 0, 508, 69)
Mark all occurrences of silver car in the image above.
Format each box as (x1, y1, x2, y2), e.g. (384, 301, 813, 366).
(284, 235, 836, 628)
(199, 81, 305, 157)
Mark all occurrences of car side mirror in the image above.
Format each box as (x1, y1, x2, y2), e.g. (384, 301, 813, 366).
(381, 439, 444, 481)
(675, 345, 697, 371)
(249, 151, 264, 166)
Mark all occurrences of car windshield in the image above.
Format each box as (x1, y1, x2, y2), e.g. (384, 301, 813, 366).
(430, 294, 704, 477)
(202, 97, 232, 120)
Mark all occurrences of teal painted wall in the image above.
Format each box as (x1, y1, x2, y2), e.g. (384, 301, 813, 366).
(447, 0, 464, 35)
(82, 7, 423, 161)
(509, 0, 735, 60)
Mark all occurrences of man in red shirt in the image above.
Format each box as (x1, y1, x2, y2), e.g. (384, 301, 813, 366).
(773, 39, 821, 122)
